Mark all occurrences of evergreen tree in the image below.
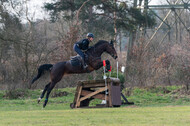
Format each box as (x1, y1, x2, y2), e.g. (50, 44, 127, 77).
(44, 0, 156, 36)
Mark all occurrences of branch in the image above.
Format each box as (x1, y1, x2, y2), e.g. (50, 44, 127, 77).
(76, 0, 90, 26)
(95, 13, 113, 20)
(9, 0, 21, 17)
(0, 35, 15, 42)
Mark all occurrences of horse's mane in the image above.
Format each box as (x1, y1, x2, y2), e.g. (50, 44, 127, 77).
(86, 40, 109, 53)
(94, 40, 108, 48)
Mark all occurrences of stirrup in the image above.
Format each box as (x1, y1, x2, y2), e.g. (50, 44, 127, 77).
(83, 64, 88, 69)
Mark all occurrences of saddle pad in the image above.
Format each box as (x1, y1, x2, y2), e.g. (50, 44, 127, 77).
(70, 56, 82, 66)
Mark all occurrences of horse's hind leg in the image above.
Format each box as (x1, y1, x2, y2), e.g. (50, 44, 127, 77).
(38, 82, 50, 104)
(43, 73, 63, 108)
(42, 62, 66, 107)
(43, 82, 56, 108)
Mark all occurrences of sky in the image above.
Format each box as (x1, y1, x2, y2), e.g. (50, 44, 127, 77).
(149, 0, 167, 5)
(27, 0, 52, 22)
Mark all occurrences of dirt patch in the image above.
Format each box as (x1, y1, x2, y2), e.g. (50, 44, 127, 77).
(51, 91, 68, 98)
(3, 89, 28, 99)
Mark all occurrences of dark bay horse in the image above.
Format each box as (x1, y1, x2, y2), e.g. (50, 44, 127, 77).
(31, 40, 117, 107)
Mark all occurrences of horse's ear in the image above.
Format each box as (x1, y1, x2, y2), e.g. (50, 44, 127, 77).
(110, 40, 114, 46)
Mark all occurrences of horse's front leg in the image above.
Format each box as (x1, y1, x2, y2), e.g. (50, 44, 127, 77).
(105, 60, 111, 71)
(93, 61, 103, 70)
(93, 60, 111, 70)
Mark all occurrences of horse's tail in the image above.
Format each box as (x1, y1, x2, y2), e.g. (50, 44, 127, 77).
(31, 64, 53, 84)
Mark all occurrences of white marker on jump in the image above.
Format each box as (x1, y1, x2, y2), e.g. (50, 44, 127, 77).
(117, 61, 118, 79)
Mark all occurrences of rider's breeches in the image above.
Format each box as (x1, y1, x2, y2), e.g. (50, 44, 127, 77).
(73, 44, 85, 61)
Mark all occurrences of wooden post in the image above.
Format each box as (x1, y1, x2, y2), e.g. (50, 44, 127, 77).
(75, 85, 82, 108)
(108, 81, 112, 107)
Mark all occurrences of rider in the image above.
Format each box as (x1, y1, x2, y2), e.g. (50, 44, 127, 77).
(73, 33, 94, 69)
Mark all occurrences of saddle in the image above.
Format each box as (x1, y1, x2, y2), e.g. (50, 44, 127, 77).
(70, 54, 88, 67)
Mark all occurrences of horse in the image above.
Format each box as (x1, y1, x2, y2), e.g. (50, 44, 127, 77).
(31, 40, 118, 108)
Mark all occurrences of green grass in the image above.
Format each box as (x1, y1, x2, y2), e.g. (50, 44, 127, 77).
(0, 106, 190, 126)
(0, 86, 190, 126)
(123, 86, 190, 107)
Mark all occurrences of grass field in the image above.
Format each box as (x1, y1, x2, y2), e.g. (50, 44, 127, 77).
(0, 86, 190, 126)
(0, 106, 190, 126)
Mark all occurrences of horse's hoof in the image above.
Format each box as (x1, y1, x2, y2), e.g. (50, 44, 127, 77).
(37, 98, 41, 104)
(43, 100, 48, 108)
(43, 104, 46, 108)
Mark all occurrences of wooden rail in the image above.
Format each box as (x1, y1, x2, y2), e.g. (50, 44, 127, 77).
(71, 77, 121, 108)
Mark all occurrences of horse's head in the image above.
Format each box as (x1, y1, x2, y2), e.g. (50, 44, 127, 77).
(105, 40, 118, 59)
(89, 40, 118, 59)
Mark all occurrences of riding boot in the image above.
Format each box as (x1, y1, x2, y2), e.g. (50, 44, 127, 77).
(81, 59, 88, 69)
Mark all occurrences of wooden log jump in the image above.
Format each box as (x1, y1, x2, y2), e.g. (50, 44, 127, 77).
(70, 77, 122, 108)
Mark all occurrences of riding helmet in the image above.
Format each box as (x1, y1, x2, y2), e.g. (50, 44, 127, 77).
(87, 33, 94, 38)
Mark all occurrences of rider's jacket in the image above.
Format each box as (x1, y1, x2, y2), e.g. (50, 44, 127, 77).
(75, 39, 90, 51)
